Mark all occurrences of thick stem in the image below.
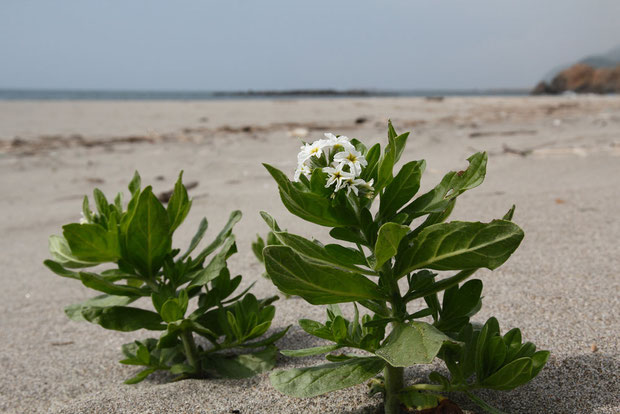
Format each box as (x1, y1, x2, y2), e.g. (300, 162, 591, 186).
(384, 365, 404, 414)
(180, 330, 200, 373)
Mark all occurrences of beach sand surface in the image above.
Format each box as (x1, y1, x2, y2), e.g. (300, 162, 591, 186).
(0, 96, 618, 413)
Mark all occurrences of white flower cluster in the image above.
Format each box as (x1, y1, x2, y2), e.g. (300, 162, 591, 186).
(294, 133, 374, 196)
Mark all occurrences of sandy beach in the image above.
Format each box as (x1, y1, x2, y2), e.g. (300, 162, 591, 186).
(0, 96, 618, 413)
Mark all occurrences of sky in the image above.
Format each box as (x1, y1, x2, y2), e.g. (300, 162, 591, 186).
(1, 0, 619, 91)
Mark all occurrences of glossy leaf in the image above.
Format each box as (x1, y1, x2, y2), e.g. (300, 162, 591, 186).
(189, 236, 236, 287)
(481, 357, 532, 390)
(263, 164, 356, 227)
(260, 212, 374, 274)
(380, 160, 425, 219)
(401, 152, 487, 222)
(167, 171, 192, 233)
(395, 220, 524, 278)
(190, 210, 241, 266)
(64, 294, 137, 321)
(62, 223, 120, 263)
(263, 246, 385, 304)
(81, 306, 165, 331)
(48, 235, 100, 268)
(124, 367, 157, 384)
(79, 272, 148, 297)
(123, 187, 171, 277)
(43, 259, 80, 280)
(374, 222, 409, 269)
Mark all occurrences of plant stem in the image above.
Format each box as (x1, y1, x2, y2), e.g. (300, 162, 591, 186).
(403, 383, 477, 392)
(180, 330, 199, 373)
(384, 365, 404, 414)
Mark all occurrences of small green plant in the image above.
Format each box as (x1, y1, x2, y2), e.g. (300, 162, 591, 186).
(260, 125, 549, 413)
(45, 172, 287, 383)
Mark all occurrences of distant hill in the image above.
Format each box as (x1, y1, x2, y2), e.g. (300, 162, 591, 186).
(542, 45, 620, 83)
(533, 45, 620, 94)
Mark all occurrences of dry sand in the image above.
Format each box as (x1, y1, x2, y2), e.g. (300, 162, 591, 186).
(0, 96, 618, 413)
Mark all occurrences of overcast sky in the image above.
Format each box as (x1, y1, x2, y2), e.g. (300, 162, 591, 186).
(1, 0, 619, 91)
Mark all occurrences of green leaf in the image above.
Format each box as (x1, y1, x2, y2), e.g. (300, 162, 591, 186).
(82, 196, 93, 223)
(263, 164, 357, 227)
(48, 235, 100, 268)
(167, 171, 192, 233)
(329, 227, 366, 245)
(475, 317, 500, 381)
(43, 259, 80, 280)
(503, 205, 516, 221)
(62, 223, 120, 263)
(530, 350, 550, 378)
(93, 188, 110, 218)
(128, 171, 141, 195)
(210, 346, 277, 379)
(375, 322, 453, 367)
(123, 187, 171, 277)
(281, 344, 342, 357)
(481, 357, 533, 390)
(361, 143, 381, 181)
(380, 160, 425, 219)
(79, 272, 149, 297)
(64, 294, 137, 321)
(401, 152, 487, 222)
(375, 142, 395, 193)
(241, 326, 291, 348)
(160, 299, 184, 323)
(179, 218, 208, 261)
(169, 363, 195, 375)
(387, 120, 409, 164)
(190, 210, 241, 266)
(80, 272, 150, 296)
(263, 246, 385, 305)
(298, 319, 334, 341)
(374, 222, 410, 269)
(440, 279, 483, 320)
(331, 316, 348, 342)
(124, 367, 157, 384)
(399, 389, 441, 410)
(270, 356, 385, 397)
(260, 212, 375, 274)
(395, 220, 524, 278)
(503, 328, 523, 363)
(484, 336, 507, 377)
(81, 306, 165, 331)
(189, 235, 235, 287)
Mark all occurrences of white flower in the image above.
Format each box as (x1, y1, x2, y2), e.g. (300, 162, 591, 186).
(79, 211, 89, 224)
(324, 133, 355, 152)
(293, 163, 311, 182)
(333, 148, 367, 176)
(323, 163, 355, 192)
(298, 139, 327, 164)
(343, 177, 374, 196)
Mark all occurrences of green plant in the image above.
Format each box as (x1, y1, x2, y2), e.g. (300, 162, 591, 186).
(44, 172, 288, 383)
(260, 125, 549, 413)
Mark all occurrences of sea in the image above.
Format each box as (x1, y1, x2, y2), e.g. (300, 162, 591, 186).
(0, 88, 529, 101)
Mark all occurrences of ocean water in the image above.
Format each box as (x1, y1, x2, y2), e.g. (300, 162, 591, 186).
(0, 88, 529, 101)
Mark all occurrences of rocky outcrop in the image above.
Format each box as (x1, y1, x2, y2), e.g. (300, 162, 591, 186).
(532, 63, 620, 94)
